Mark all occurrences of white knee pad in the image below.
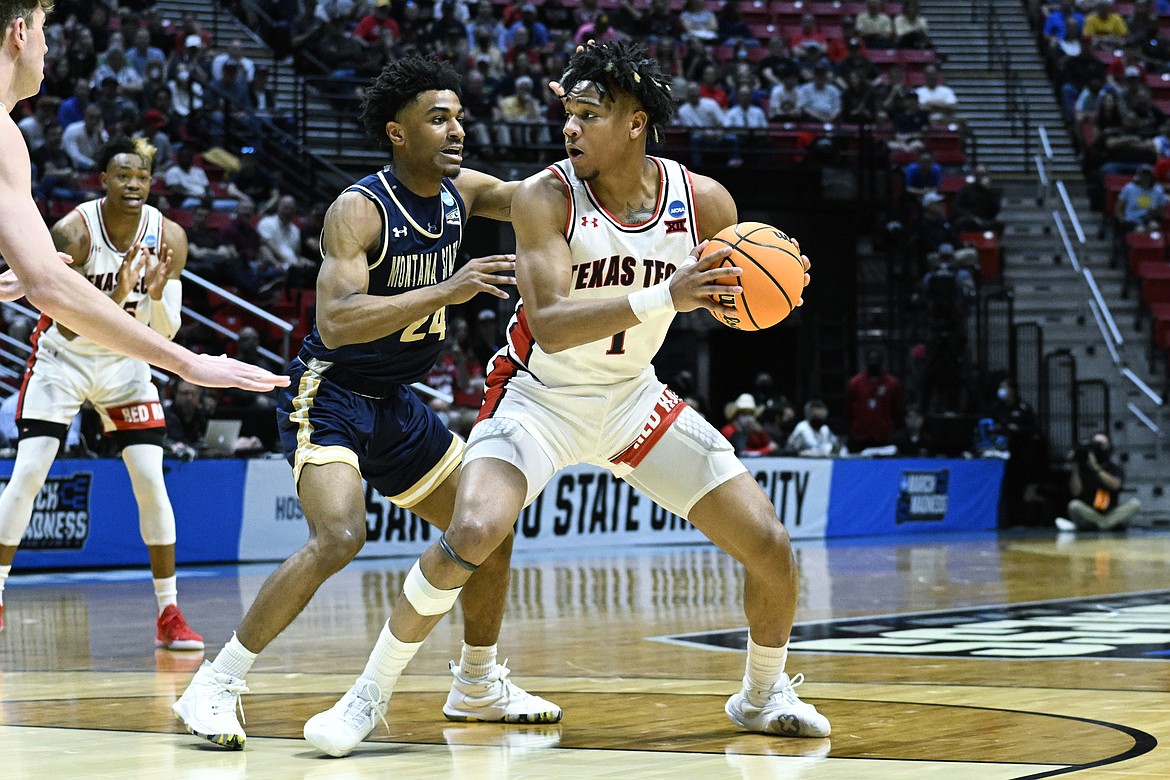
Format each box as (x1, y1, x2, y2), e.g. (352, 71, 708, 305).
(121, 444, 176, 546)
(403, 560, 462, 616)
(0, 437, 61, 546)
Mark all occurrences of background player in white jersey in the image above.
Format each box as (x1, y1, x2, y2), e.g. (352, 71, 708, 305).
(0, 136, 202, 650)
(0, 0, 286, 393)
(303, 41, 828, 757)
(173, 57, 558, 752)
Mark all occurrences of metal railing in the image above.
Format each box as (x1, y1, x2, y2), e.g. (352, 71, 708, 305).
(181, 269, 293, 362)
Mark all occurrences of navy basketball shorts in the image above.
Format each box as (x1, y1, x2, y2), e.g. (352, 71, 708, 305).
(276, 359, 463, 508)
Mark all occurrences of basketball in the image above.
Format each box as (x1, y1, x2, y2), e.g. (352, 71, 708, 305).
(704, 222, 806, 331)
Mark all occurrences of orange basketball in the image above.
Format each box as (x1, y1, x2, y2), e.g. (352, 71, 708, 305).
(704, 222, 806, 331)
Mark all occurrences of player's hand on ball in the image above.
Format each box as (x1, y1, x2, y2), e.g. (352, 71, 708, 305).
(446, 254, 516, 302)
(796, 251, 811, 307)
(670, 241, 742, 316)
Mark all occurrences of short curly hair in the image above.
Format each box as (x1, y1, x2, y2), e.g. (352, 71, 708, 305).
(558, 40, 674, 142)
(98, 134, 155, 174)
(360, 56, 463, 151)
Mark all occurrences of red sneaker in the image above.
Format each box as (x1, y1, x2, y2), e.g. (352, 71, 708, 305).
(0, 603, 5, 632)
(156, 604, 204, 650)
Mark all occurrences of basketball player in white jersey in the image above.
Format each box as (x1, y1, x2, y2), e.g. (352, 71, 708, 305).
(304, 41, 828, 757)
(0, 136, 202, 649)
(0, 1, 287, 390)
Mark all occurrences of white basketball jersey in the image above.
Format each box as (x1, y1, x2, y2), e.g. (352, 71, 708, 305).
(501, 156, 701, 389)
(40, 199, 163, 357)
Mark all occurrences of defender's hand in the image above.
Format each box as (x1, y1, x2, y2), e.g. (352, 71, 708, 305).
(443, 254, 516, 303)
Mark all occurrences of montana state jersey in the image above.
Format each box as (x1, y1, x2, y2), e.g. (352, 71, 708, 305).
(37, 198, 164, 358)
(297, 166, 465, 396)
(497, 156, 700, 389)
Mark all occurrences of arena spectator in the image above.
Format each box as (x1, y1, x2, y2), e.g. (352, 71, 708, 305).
(796, 64, 842, 124)
(258, 195, 317, 287)
(470, 308, 502, 366)
(915, 65, 959, 123)
(92, 46, 144, 101)
(904, 150, 942, 200)
(511, 3, 551, 47)
(679, 0, 719, 42)
(856, 0, 894, 47)
(721, 393, 780, 456)
(894, 0, 932, 49)
(221, 199, 284, 297)
(787, 400, 842, 457)
(32, 125, 87, 202)
(953, 166, 1004, 234)
(164, 380, 212, 459)
(225, 148, 280, 214)
(1083, 1, 1128, 48)
(1114, 164, 1167, 233)
(495, 75, 549, 153)
(127, 28, 167, 78)
(354, 0, 401, 45)
(183, 202, 236, 283)
(845, 350, 905, 452)
(758, 37, 797, 89)
(1043, 0, 1084, 44)
(841, 69, 879, 124)
(212, 40, 256, 83)
(575, 11, 622, 47)
(676, 80, 740, 167)
(768, 72, 802, 122)
(723, 85, 765, 165)
(17, 96, 59, 153)
(892, 407, 935, 456)
(1056, 432, 1142, 532)
(61, 104, 108, 171)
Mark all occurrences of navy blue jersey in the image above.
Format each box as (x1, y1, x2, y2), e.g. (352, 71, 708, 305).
(298, 166, 465, 396)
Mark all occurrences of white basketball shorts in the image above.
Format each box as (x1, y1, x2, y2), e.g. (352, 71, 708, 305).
(19, 333, 164, 434)
(465, 367, 746, 518)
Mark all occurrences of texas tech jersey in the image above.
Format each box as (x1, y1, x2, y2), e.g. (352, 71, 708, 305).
(500, 156, 701, 389)
(37, 198, 163, 357)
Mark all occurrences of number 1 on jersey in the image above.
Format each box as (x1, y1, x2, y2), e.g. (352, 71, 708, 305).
(607, 329, 626, 355)
(401, 306, 447, 342)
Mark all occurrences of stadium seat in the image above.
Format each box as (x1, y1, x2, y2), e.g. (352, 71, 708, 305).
(959, 230, 1002, 280)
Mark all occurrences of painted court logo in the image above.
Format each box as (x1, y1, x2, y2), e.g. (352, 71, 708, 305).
(896, 469, 949, 523)
(0, 473, 93, 550)
(659, 591, 1170, 660)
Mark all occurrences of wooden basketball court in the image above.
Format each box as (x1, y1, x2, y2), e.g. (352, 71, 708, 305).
(3, 530, 1170, 778)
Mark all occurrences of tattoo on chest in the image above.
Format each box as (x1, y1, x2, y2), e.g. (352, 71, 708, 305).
(625, 200, 654, 223)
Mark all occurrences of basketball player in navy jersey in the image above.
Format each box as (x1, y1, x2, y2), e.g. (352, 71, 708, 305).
(304, 42, 828, 757)
(173, 56, 560, 751)
(0, 136, 202, 649)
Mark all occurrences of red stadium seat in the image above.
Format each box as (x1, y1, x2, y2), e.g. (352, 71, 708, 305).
(959, 230, 1002, 280)
(1138, 260, 1170, 307)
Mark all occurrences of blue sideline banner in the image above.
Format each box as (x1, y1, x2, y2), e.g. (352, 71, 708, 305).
(824, 458, 1004, 536)
(1, 459, 245, 570)
(3, 456, 1003, 570)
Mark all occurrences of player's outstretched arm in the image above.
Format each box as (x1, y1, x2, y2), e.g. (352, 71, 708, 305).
(515, 171, 739, 353)
(0, 120, 288, 391)
(316, 191, 515, 349)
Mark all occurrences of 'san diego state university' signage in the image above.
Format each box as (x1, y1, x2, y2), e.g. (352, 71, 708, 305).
(659, 590, 1170, 660)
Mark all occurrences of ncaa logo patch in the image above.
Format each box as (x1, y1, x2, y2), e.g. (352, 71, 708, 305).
(143, 234, 158, 249)
(667, 200, 686, 219)
(441, 191, 455, 206)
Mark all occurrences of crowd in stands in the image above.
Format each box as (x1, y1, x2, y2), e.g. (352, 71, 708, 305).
(0, 0, 999, 458)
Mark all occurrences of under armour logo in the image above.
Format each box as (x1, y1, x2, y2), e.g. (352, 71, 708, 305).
(581, 216, 598, 228)
(392, 226, 409, 238)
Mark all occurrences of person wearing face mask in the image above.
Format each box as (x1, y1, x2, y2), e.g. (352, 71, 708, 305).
(1056, 432, 1142, 532)
(720, 393, 780, 457)
(988, 378, 1042, 522)
(845, 349, 905, 453)
(787, 399, 841, 457)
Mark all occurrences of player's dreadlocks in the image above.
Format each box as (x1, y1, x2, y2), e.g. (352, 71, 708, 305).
(97, 134, 156, 173)
(558, 40, 674, 143)
(360, 56, 463, 152)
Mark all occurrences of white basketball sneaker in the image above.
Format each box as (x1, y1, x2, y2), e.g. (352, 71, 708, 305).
(443, 660, 563, 723)
(172, 660, 249, 749)
(304, 678, 388, 757)
(725, 673, 831, 738)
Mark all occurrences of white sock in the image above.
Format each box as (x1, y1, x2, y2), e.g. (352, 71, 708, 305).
(0, 564, 10, 606)
(459, 642, 497, 680)
(153, 576, 178, 615)
(360, 621, 423, 694)
(212, 633, 259, 679)
(744, 636, 788, 699)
